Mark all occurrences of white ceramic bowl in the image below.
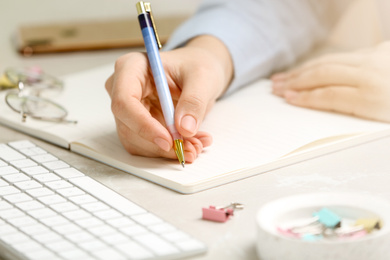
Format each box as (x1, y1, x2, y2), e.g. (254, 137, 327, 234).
(256, 192, 390, 260)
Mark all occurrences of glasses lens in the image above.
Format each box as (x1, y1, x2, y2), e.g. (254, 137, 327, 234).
(4, 67, 63, 95)
(6, 92, 67, 120)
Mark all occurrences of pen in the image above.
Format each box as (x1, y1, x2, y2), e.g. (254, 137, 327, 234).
(136, 1, 185, 167)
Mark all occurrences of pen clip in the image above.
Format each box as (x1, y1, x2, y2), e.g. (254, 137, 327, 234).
(144, 2, 162, 49)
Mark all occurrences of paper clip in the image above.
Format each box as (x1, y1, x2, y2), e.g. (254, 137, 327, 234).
(202, 202, 244, 223)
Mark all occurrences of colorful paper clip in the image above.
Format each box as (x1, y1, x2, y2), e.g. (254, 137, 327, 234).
(202, 202, 244, 222)
(276, 207, 382, 242)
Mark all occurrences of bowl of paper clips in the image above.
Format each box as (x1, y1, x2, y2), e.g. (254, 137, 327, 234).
(256, 192, 390, 260)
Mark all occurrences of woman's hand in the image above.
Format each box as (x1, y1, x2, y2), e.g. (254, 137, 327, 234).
(105, 36, 233, 163)
(272, 42, 390, 123)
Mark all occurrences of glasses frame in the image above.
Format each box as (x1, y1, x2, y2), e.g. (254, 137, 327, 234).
(3, 68, 77, 124)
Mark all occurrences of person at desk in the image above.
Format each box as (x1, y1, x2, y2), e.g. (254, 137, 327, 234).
(105, 0, 353, 162)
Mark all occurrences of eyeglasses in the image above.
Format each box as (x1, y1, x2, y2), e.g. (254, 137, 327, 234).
(3, 67, 77, 124)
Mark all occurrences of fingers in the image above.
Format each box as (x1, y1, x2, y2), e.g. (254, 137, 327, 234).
(290, 52, 367, 77)
(284, 86, 360, 116)
(108, 54, 174, 152)
(273, 64, 361, 96)
(116, 118, 212, 163)
(106, 52, 214, 162)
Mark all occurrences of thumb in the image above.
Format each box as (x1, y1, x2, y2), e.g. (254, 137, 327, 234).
(175, 74, 220, 137)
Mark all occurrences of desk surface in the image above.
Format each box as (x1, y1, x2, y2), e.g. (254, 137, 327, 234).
(2, 3, 390, 260)
(3, 120, 390, 260)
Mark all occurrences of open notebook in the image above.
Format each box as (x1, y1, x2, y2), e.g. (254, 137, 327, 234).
(1, 64, 390, 193)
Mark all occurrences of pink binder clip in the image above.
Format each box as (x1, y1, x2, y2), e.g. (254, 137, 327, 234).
(202, 202, 244, 223)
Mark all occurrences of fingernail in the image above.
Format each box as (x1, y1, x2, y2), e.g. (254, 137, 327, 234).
(181, 115, 197, 134)
(154, 137, 171, 152)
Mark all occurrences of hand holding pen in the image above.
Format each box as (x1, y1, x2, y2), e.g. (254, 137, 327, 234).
(105, 2, 233, 163)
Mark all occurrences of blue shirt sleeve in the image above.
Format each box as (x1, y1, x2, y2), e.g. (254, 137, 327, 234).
(163, 0, 352, 95)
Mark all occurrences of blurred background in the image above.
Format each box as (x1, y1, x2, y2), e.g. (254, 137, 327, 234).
(0, 0, 388, 78)
(0, 0, 200, 75)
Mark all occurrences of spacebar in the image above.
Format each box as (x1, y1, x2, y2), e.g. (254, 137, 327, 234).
(70, 176, 146, 216)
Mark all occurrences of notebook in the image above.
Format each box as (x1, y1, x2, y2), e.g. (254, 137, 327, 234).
(1, 64, 390, 194)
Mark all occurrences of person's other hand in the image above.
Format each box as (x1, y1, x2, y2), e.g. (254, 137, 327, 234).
(105, 36, 233, 163)
(272, 42, 390, 123)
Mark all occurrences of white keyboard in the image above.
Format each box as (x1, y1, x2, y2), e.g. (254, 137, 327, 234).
(0, 140, 206, 260)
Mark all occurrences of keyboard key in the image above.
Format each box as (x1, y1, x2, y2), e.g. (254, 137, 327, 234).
(66, 231, 95, 243)
(55, 167, 85, 179)
(10, 159, 38, 169)
(2, 172, 30, 183)
(43, 160, 69, 170)
(4, 192, 32, 203)
(0, 208, 25, 219)
(149, 223, 177, 234)
(0, 200, 13, 210)
(0, 224, 18, 235)
(49, 201, 79, 213)
(80, 201, 109, 212)
(8, 140, 35, 149)
(132, 212, 164, 226)
(12, 239, 43, 252)
(62, 209, 92, 221)
(59, 249, 90, 260)
(57, 186, 85, 197)
(70, 176, 146, 215)
(16, 200, 45, 211)
(52, 223, 82, 235)
(115, 241, 154, 259)
(0, 166, 19, 175)
(134, 233, 180, 256)
(29, 208, 57, 219)
(121, 224, 148, 236)
(162, 230, 190, 242)
(26, 187, 54, 197)
(24, 249, 59, 260)
(0, 144, 26, 161)
(88, 225, 117, 236)
(31, 154, 58, 163)
(79, 240, 108, 251)
(45, 180, 72, 189)
(20, 223, 50, 235)
(33, 173, 61, 182)
(101, 233, 128, 245)
(14, 180, 42, 190)
(33, 232, 62, 243)
(38, 194, 66, 205)
(22, 166, 49, 175)
(75, 217, 104, 229)
(93, 209, 122, 220)
(107, 217, 135, 228)
(0, 186, 20, 196)
(45, 240, 77, 251)
(0, 179, 9, 187)
(0, 159, 7, 167)
(40, 215, 69, 227)
(91, 248, 127, 260)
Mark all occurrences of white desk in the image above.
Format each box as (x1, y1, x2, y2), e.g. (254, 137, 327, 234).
(2, 2, 390, 260)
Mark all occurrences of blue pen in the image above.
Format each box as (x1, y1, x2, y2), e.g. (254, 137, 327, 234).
(136, 1, 185, 167)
